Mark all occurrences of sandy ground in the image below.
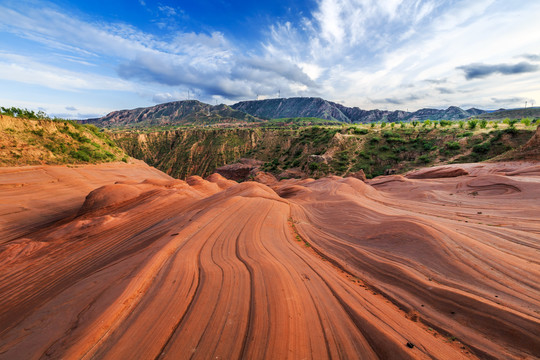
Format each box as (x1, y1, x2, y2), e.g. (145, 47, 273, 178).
(0, 161, 538, 359)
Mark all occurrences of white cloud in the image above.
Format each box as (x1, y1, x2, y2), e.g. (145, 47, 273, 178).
(0, 53, 133, 91)
(261, 0, 540, 109)
(0, 0, 539, 112)
(158, 5, 176, 17)
(0, 2, 315, 101)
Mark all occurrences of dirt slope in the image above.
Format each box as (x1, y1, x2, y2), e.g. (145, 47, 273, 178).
(0, 162, 538, 359)
(0, 115, 126, 166)
(498, 124, 540, 161)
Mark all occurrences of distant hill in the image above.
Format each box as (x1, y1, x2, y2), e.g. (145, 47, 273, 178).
(85, 97, 488, 127)
(476, 107, 540, 121)
(231, 97, 485, 123)
(85, 100, 262, 128)
(231, 97, 353, 122)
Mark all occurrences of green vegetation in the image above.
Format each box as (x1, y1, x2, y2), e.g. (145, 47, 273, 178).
(479, 119, 488, 129)
(0, 112, 126, 166)
(520, 118, 531, 126)
(467, 119, 478, 130)
(476, 107, 540, 121)
(112, 118, 535, 179)
(3, 104, 536, 177)
(263, 117, 342, 127)
(445, 141, 460, 150)
(1, 106, 50, 120)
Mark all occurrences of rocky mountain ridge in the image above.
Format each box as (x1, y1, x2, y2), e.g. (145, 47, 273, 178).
(231, 97, 486, 123)
(86, 97, 487, 127)
(85, 100, 262, 127)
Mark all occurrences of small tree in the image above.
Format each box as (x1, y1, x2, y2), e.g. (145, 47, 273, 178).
(467, 119, 478, 130)
(508, 119, 518, 128)
(521, 118, 531, 126)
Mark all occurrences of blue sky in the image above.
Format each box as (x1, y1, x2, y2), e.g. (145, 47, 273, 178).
(0, 0, 539, 118)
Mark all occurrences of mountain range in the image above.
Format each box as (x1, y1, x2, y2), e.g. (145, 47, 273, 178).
(86, 97, 486, 127)
(231, 97, 485, 123)
(86, 100, 261, 127)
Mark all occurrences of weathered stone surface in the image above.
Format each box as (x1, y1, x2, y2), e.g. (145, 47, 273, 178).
(216, 158, 263, 182)
(346, 169, 367, 182)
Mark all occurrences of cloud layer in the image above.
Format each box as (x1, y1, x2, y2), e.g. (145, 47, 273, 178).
(458, 62, 539, 80)
(0, 0, 539, 117)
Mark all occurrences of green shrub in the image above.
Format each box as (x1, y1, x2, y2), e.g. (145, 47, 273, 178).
(446, 141, 460, 150)
(472, 142, 490, 154)
(479, 119, 488, 129)
(422, 141, 436, 151)
(467, 119, 478, 130)
(439, 120, 452, 127)
(521, 118, 531, 126)
(353, 128, 368, 135)
(507, 119, 518, 128)
(70, 149, 90, 162)
(382, 130, 397, 138)
(84, 124, 101, 134)
(308, 162, 320, 171)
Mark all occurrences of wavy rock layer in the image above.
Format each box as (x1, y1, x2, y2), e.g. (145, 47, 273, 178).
(0, 162, 539, 359)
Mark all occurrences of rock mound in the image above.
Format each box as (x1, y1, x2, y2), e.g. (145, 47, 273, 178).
(407, 166, 469, 179)
(78, 184, 143, 215)
(345, 169, 367, 182)
(251, 171, 278, 185)
(215, 158, 263, 181)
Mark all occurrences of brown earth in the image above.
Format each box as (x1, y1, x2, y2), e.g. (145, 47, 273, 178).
(504, 124, 540, 160)
(0, 161, 539, 359)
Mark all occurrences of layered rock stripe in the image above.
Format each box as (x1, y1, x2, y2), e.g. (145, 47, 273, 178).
(0, 161, 539, 359)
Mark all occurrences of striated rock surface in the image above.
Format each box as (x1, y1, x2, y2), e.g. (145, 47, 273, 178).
(406, 165, 469, 179)
(0, 161, 539, 359)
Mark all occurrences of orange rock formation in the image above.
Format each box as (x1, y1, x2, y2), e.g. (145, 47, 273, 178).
(0, 161, 539, 359)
